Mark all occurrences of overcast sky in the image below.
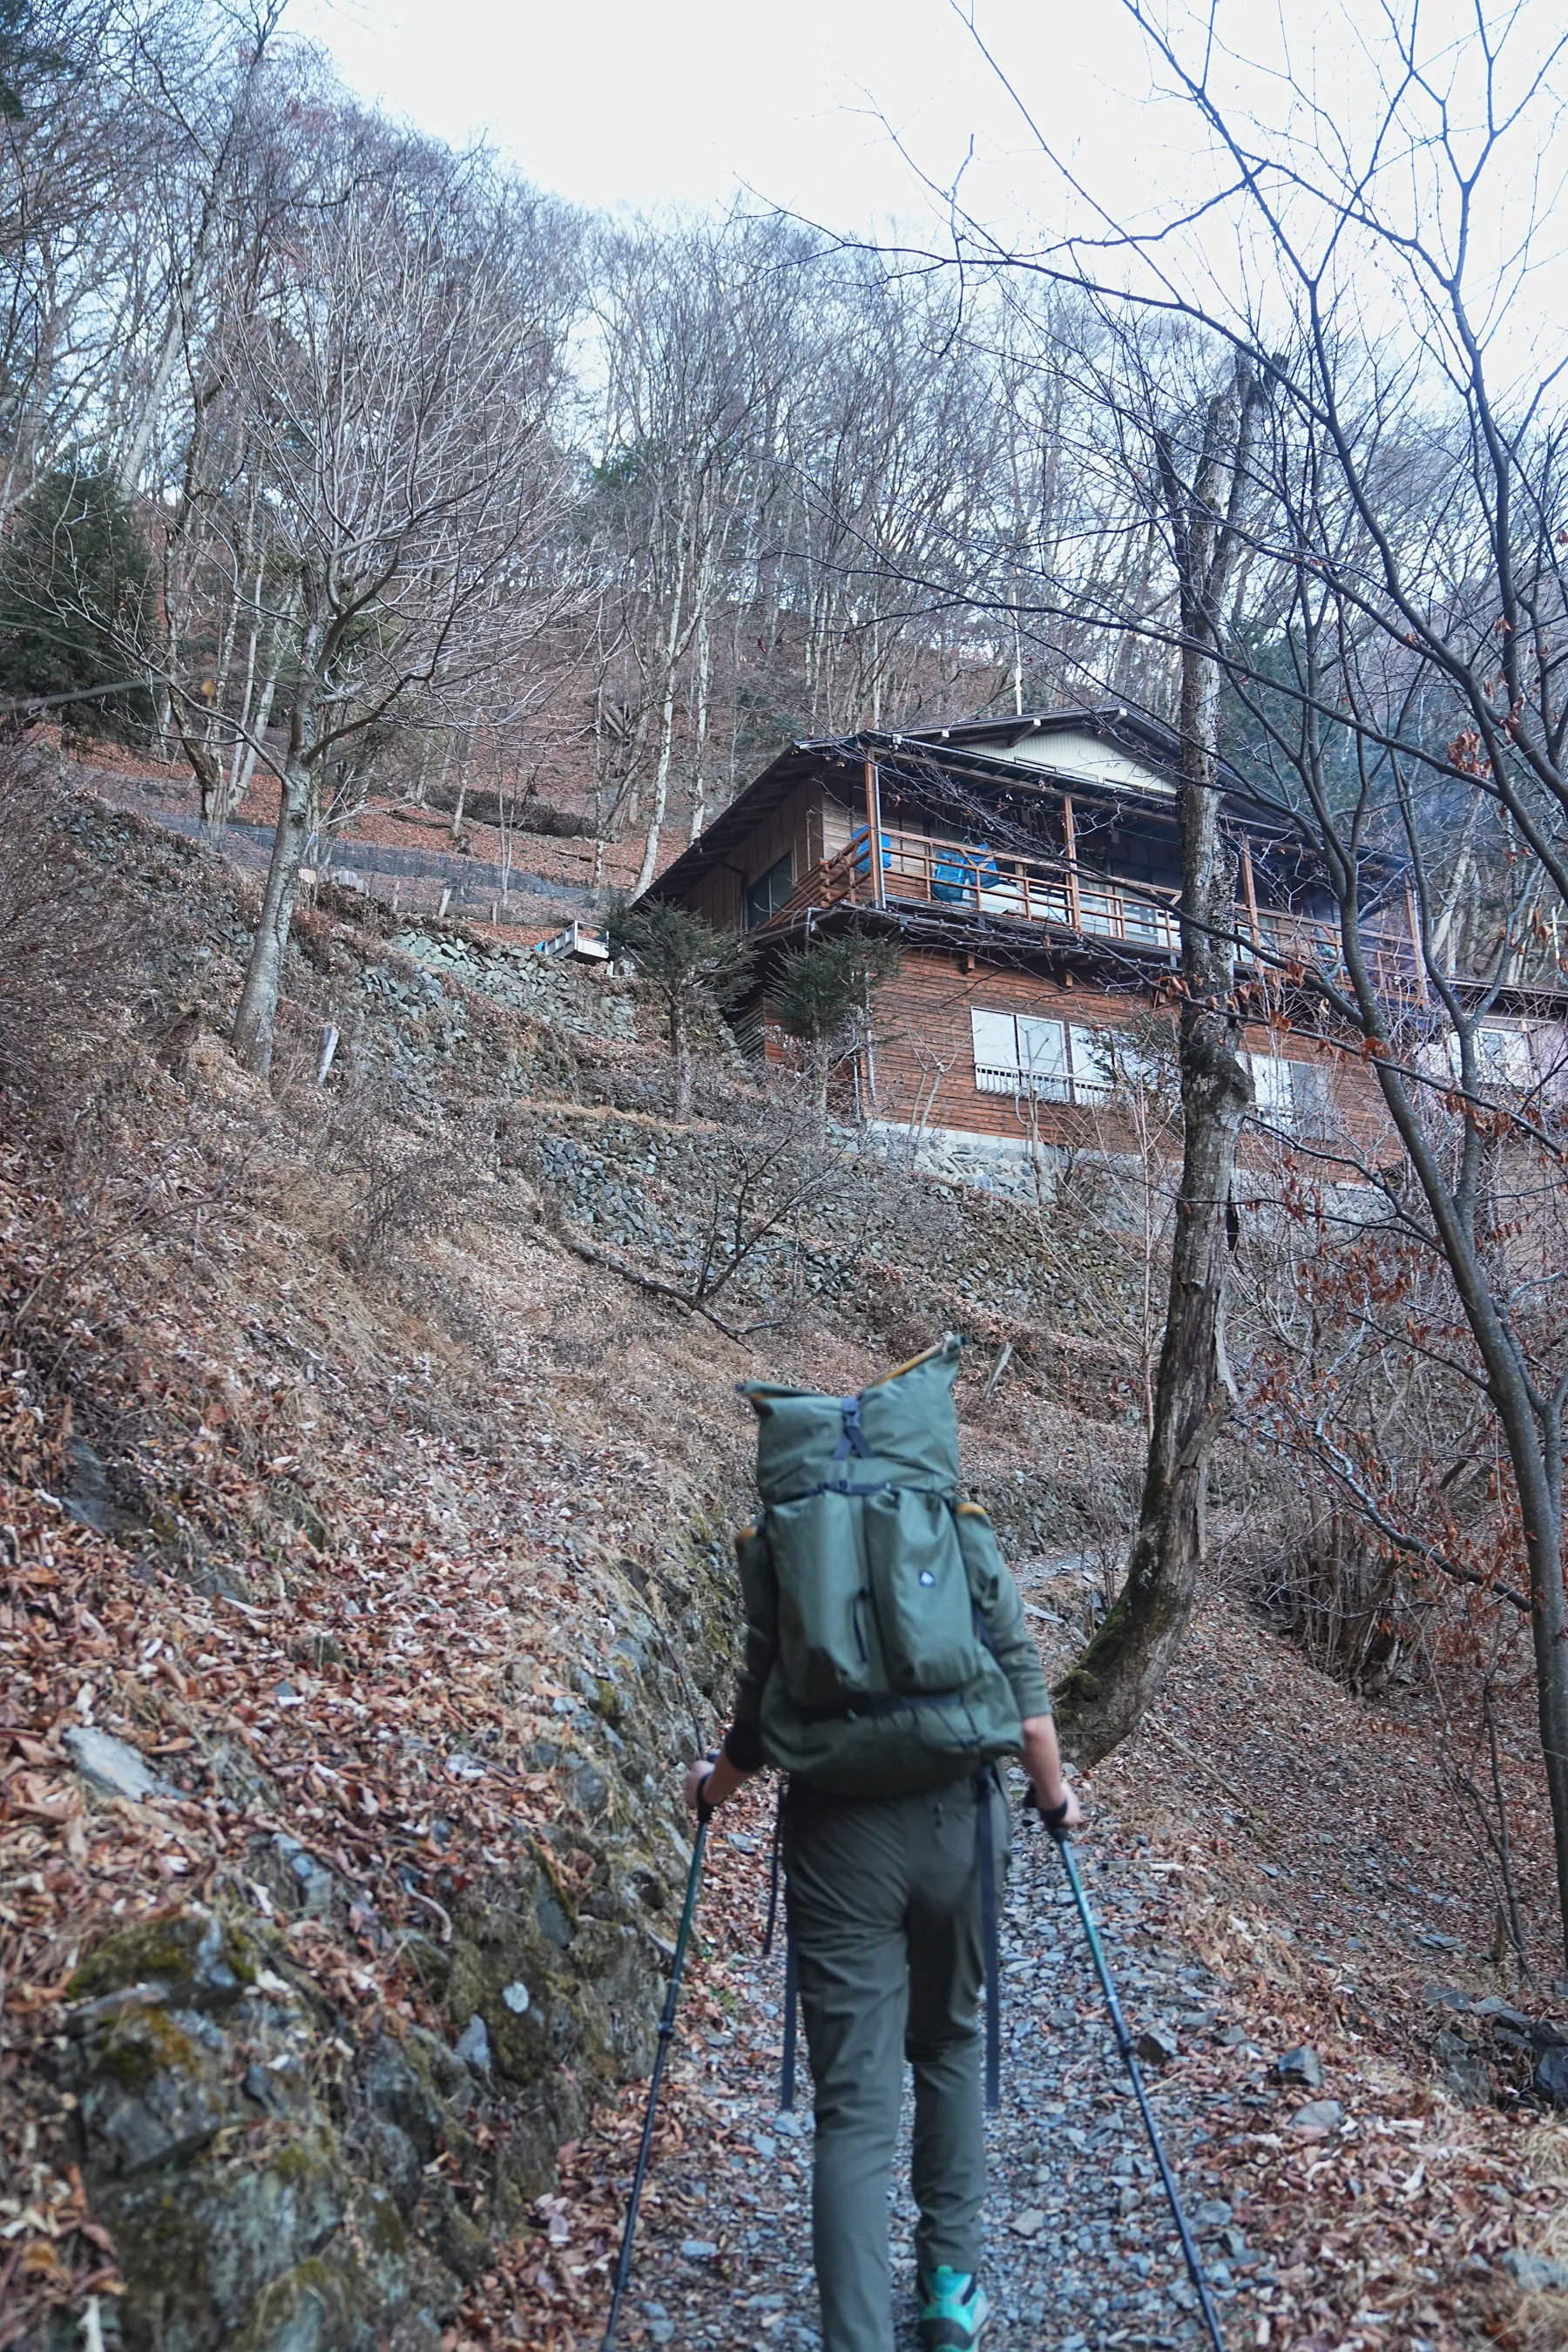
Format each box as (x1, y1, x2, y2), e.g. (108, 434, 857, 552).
(284, 0, 1567, 376)
(282, 0, 1173, 234)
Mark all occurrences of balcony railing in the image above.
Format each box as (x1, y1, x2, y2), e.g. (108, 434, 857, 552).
(765, 825, 1182, 943)
(762, 821, 1421, 987)
(974, 1060, 1114, 1105)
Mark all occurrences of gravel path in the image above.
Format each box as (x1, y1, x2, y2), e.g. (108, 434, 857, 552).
(622, 1773, 1275, 2352)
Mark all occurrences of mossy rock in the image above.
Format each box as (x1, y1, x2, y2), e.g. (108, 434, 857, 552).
(68, 1905, 266, 2011)
(71, 2000, 237, 2181)
(99, 2126, 350, 2352)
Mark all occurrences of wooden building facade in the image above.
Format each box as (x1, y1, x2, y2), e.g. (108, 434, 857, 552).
(650, 707, 1554, 1162)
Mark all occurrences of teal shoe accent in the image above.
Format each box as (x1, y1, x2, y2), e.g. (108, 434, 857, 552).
(917, 2267, 990, 2352)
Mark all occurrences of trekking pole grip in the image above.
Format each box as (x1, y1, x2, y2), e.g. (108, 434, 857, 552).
(1022, 1784, 1071, 1841)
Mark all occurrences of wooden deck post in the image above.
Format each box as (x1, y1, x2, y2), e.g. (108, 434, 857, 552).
(1062, 794, 1080, 931)
(1240, 832, 1262, 956)
(863, 756, 884, 907)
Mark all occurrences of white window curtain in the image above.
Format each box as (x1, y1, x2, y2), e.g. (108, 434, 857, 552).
(1418, 1026, 1534, 1089)
(970, 1009, 1023, 1092)
(1017, 1015, 1068, 1091)
(1068, 1024, 1115, 1099)
(1477, 1025, 1533, 1086)
(1249, 1051, 1296, 1128)
(970, 1008, 1083, 1101)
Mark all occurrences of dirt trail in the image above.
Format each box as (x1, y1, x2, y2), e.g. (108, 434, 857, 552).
(623, 1772, 1260, 2352)
(573, 1580, 1568, 2352)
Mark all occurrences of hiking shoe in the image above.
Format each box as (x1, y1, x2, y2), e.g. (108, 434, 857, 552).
(917, 2267, 990, 2352)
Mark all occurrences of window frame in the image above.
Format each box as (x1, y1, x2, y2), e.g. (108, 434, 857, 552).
(970, 1008, 1119, 1105)
(743, 851, 794, 931)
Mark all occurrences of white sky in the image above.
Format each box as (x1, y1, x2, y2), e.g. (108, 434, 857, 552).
(284, 0, 1568, 377)
(282, 0, 1169, 234)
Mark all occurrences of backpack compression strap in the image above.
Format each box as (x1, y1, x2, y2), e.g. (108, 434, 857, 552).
(977, 1769, 1000, 2112)
(832, 1396, 874, 1458)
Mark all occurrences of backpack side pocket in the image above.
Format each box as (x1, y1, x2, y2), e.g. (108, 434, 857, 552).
(767, 1489, 879, 1710)
(863, 1487, 980, 1693)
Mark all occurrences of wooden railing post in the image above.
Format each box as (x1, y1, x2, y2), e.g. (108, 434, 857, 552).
(863, 756, 884, 907)
(1240, 831, 1271, 1004)
(1240, 833, 1262, 957)
(1062, 794, 1081, 932)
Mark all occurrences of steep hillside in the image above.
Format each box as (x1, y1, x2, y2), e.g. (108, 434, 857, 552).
(2, 775, 1565, 2352)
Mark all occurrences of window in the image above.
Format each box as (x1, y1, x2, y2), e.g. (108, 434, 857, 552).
(744, 852, 793, 930)
(1418, 1024, 1538, 1091)
(1247, 1051, 1331, 1136)
(973, 1008, 1064, 1097)
(1249, 1051, 1295, 1125)
(970, 1010, 1118, 1104)
(1477, 1025, 1533, 1087)
(1068, 1026, 1170, 1099)
(1067, 1024, 1115, 1100)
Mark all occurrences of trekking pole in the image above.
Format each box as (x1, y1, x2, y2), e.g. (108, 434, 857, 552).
(600, 1788, 713, 2352)
(1031, 1798, 1227, 2352)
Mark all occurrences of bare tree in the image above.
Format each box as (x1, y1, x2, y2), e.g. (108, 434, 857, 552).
(1051, 352, 1262, 1755)
(913, 0, 1568, 1957)
(223, 140, 576, 1072)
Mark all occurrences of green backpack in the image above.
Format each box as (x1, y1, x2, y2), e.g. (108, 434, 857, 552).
(736, 1335, 1024, 1796)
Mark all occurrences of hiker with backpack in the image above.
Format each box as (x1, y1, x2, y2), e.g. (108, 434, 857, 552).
(686, 1337, 1081, 2352)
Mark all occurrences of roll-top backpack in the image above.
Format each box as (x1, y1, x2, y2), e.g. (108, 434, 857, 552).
(736, 1335, 1024, 1799)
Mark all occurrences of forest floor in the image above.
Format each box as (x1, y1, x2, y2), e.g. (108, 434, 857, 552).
(4, 782, 1568, 2352)
(504, 1577, 1568, 2352)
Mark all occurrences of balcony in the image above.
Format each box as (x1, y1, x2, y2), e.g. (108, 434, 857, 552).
(762, 822, 1421, 988)
(763, 824, 1181, 943)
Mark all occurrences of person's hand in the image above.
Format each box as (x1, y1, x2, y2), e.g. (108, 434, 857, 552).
(1047, 1781, 1085, 1835)
(1023, 1775, 1084, 1835)
(684, 1756, 715, 1815)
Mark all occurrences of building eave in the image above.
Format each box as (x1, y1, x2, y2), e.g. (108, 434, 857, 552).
(647, 706, 1298, 910)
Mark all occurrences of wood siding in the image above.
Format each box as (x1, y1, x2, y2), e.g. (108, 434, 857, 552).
(768, 948, 1389, 1155)
(686, 779, 826, 932)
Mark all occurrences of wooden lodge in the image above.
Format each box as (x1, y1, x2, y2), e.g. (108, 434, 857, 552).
(649, 707, 1558, 1173)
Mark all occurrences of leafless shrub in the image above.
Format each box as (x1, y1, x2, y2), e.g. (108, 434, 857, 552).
(523, 1088, 862, 1340)
(315, 1080, 499, 1276)
(1227, 1489, 1423, 1693)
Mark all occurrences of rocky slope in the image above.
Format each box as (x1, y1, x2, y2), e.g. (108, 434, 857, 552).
(3, 780, 1567, 2352)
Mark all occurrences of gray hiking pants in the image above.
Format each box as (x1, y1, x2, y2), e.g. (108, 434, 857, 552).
(782, 1774, 1010, 2352)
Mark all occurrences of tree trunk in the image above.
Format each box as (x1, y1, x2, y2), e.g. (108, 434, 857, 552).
(1055, 366, 1260, 1762)
(449, 734, 471, 840)
(1054, 676, 1252, 1757)
(635, 536, 694, 895)
(230, 758, 312, 1075)
(1515, 1447, 1568, 1973)
(232, 599, 321, 1078)
(812, 1040, 831, 1139)
(635, 641, 681, 893)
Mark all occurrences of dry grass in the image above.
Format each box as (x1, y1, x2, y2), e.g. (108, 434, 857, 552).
(0, 739, 138, 1109)
(1522, 2123, 1568, 2182)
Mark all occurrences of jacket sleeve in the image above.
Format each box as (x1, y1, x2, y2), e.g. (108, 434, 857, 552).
(954, 1501, 1053, 1721)
(726, 1522, 778, 1771)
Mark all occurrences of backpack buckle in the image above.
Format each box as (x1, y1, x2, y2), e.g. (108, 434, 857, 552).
(832, 1396, 872, 1460)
